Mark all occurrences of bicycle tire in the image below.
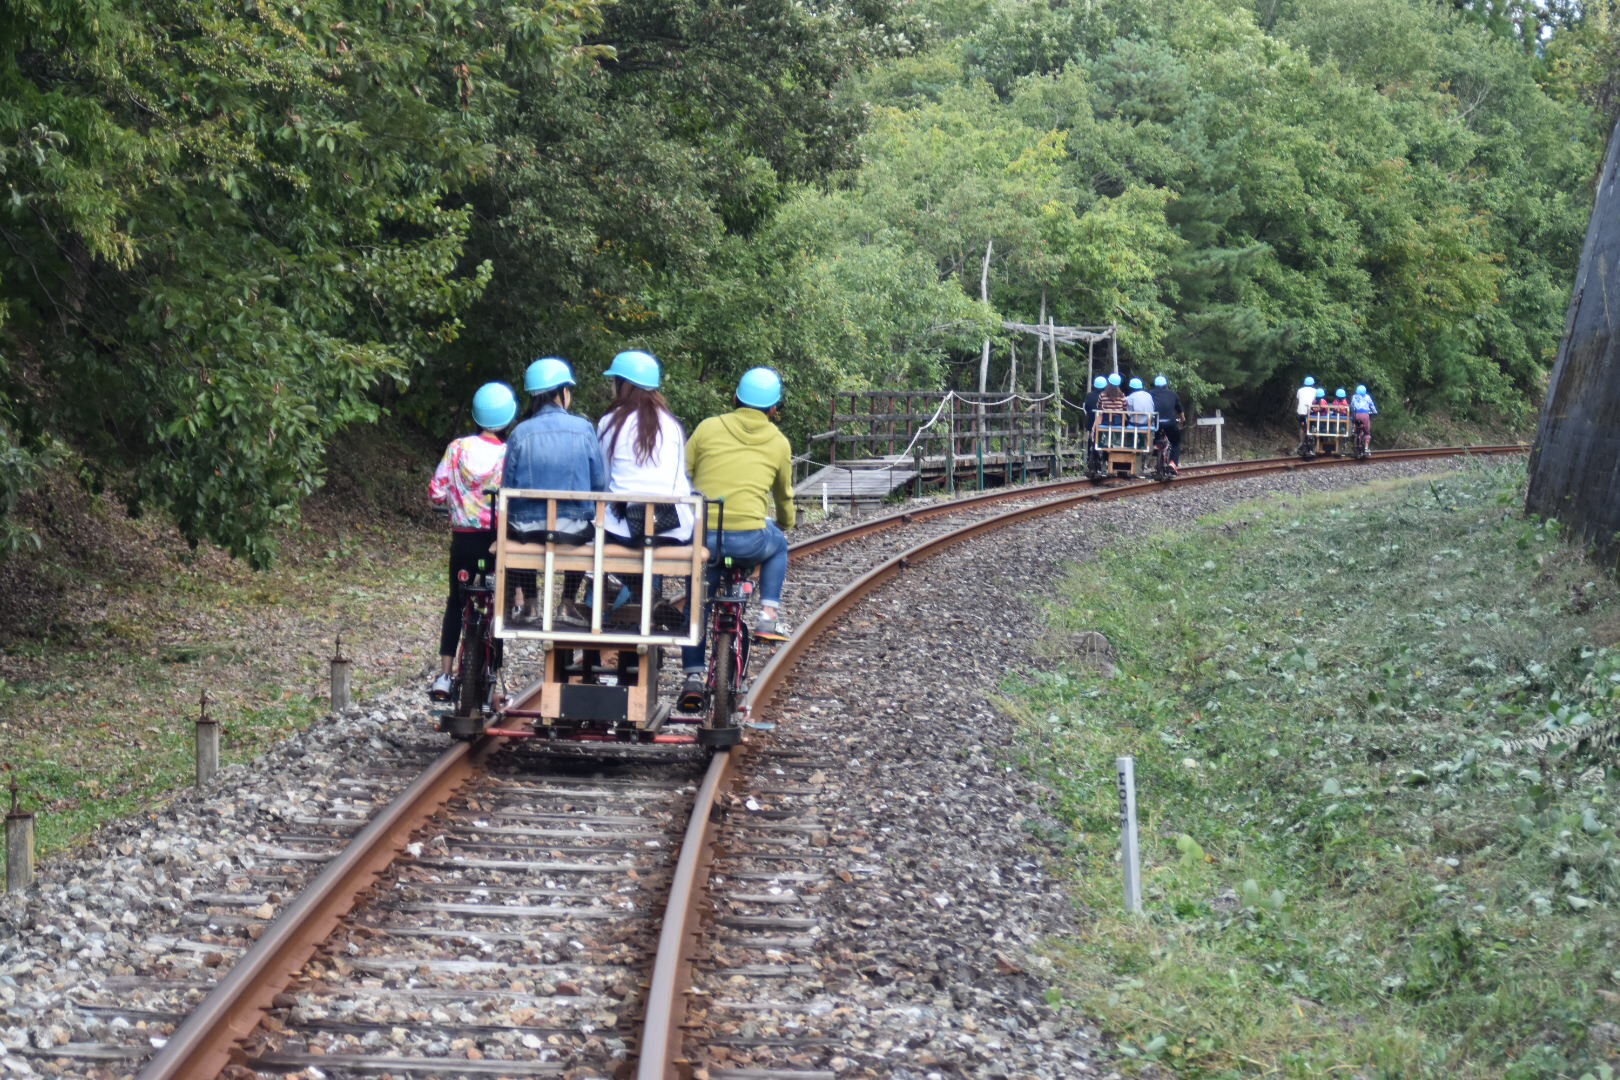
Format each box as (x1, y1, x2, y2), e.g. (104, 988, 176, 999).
(711, 630, 737, 727)
(457, 610, 488, 719)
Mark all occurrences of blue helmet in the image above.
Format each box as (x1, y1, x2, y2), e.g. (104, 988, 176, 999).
(1128, 377, 1144, 390)
(1107, 373, 1122, 387)
(1335, 387, 1347, 399)
(1315, 387, 1326, 399)
(524, 356, 575, 394)
(472, 381, 517, 430)
(604, 349, 661, 390)
(1356, 384, 1367, 394)
(1304, 376, 1316, 387)
(1153, 375, 1168, 387)
(1093, 376, 1107, 390)
(736, 367, 783, 409)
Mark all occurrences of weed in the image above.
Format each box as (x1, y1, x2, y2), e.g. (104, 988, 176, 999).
(1021, 460, 1620, 1077)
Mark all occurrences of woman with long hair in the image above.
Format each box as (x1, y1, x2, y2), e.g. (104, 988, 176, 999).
(597, 350, 696, 545)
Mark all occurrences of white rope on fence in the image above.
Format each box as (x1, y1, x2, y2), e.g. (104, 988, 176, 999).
(897, 392, 955, 459)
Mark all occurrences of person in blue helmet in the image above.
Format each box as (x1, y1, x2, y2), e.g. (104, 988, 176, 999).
(598, 349, 696, 546)
(427, 381, 516, 700)
(1350, 383, 1378, 450)
(1099, 371, 1126, 409)
(1082, 375, 1107, 471)
(504, 355, 607, 539)
(677, 367, 795, 710)
(1149, 375, 1185, 465)
(1124, 376, 1155, 430)
(1295, 376, 1317, 440)
(596, 350, 696, 632)
(1083, 375, 1107, 432)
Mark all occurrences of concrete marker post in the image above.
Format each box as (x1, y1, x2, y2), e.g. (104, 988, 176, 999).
(5, 768, 35, 893)
(195, 690, 219, 788)
(1116, 756, 1142, 914)
(330, 634, 352, 713)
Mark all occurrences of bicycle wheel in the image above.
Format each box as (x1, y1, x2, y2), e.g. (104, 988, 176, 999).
(457, 610, 489, 718)
(710, 629, 737, 726)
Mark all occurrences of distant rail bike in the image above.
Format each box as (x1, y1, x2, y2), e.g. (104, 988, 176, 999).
(1299, 404, 1352, 460)
(438, 490, 749, 747)
(1087, 405, 1175, 482)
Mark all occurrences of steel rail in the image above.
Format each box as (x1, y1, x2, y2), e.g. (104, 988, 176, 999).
(136, 737, 504, 1079)
(634, 442, 1527, 1078)
(136, 444, 1525, 1080)
(786, 445, 1528, 558)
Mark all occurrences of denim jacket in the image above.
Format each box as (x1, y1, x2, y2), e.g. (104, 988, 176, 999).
(503, 405, 607, 526)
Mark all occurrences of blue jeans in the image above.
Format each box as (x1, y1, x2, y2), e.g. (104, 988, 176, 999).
(680, 522, 788, 672)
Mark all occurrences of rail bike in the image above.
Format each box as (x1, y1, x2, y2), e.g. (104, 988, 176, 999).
(1298, 405, 1352, 460)
(1086, 405, 1175, 483)
(437, 490, 750, 748)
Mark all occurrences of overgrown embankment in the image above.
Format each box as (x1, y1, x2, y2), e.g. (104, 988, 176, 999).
(1020, 460, 1620, 1078)
(0, 426, 446, 864)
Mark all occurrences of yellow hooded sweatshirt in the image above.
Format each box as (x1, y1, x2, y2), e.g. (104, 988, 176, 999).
(686, 407, 796, 532)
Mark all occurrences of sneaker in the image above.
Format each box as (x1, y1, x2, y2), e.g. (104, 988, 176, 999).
(651, 600, 686, 630)
(677, 674, 706, 712)
(753, 613, 790, 641)
(429, 673, 454, 702)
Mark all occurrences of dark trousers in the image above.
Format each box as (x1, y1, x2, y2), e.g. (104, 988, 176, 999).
(439, 530, 495, 657)
(1160, 420, 1182, 464)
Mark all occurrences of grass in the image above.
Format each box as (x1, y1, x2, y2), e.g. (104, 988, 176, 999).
(0, 427, 447, 874)
(1014, 460, 1620, 1079)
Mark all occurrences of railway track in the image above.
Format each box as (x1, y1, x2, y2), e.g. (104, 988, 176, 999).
(17, 447, 1523, 1080)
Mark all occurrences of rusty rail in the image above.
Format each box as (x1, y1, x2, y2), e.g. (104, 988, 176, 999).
(138, 445, 1525, 1080)
(634, 443, 1528, 1077)
(137, 738, 506, 1079)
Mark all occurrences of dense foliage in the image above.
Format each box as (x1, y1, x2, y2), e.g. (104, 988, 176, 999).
(2, 0, 1613, 561)
(0, 0, 607, 563)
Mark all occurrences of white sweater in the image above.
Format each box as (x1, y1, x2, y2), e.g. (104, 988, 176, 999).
(597, 409, 696, 540)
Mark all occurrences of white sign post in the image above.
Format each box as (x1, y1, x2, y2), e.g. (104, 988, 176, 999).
(1196, 409, 1225, 462)
(1116, 756, 1143, 914)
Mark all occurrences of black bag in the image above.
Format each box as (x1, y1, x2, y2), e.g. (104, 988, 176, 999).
(614, 501, 681, 538)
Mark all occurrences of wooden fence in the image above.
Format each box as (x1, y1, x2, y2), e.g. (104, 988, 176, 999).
(811, 390, 1053, 466)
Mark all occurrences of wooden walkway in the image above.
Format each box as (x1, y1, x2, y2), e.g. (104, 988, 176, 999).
(796, 450, 1074, 506)
(797, 456, 919, 506)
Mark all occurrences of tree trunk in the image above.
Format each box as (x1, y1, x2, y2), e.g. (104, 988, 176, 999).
(977, 239, 992, 459)
(1035, 290, 1046, 395)
(1526, 117, 1620, 573)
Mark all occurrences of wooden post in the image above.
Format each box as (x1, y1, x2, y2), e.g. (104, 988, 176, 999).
(1050, 317, 1062, 469)
(828, 394, 839, 467)
(6, 768, 35, 893)
(195, 690, 219, 787)
(330, 633, 352, 713)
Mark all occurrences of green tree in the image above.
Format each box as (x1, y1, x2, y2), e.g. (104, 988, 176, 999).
(0, 0, 604, 564)
(439, 0, 907, 422)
